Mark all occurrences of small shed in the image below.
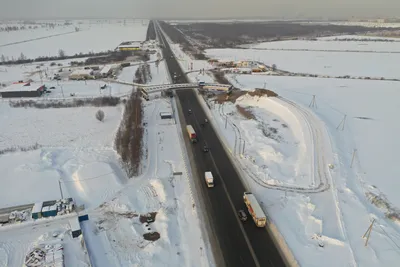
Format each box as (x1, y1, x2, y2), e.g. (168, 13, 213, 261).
(0, 213, 10, 224)
(160, 112, 172, 119)
(32, 202, 43, 219)
(78, 214, 89, 222)
(69, 217, 82, 238)
(41, 204, 57, 218)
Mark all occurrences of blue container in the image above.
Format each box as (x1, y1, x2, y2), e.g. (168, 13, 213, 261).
(78, 214, 89, 222)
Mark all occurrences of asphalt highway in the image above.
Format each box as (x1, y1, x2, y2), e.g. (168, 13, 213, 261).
(155, 21, 287, 267)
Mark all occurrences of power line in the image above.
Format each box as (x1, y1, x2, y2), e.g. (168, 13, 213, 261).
(61, 171, 115, 183)
(376, 222, 400, 253)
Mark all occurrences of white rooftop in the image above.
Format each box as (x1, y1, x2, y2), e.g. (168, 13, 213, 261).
(70, 69, 93, 76)
(0, 82, 44, 93)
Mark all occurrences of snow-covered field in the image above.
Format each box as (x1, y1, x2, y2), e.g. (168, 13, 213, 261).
(0, 20, 148, 59)
(0, 21, 213, 266)
(0, 102, 125, 208)
(75, 98, 212, 266)
(167, 35, 400, 266)
(206, 37, 400, 79)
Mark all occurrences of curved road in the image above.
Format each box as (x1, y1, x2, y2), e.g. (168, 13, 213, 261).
(155, 21, 287, 267)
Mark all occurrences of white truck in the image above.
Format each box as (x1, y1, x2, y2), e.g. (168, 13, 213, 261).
(205, 171, 214, 188)
(243, 192, 266, 227)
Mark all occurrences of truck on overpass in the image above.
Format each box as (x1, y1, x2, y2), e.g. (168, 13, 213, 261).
(243, 192, 267, 227)
(186, 125, 197, 143)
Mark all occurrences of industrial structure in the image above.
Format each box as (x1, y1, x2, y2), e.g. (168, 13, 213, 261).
(69, 69, 94, 80)
(117, 41, 143, 51)
(0, 82, 45, 98)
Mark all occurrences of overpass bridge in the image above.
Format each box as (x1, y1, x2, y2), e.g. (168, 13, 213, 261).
(103, 78, 233, 94)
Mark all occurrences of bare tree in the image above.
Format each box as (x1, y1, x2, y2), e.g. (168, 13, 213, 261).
(272, 64, 277, 71)
(58, 49, 66, 58)
(1, 54, 5, 62)
(19, 52, 26, 61)
(96, 109, 105, 122)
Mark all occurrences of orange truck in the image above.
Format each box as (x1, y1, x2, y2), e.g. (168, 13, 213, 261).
(186, 125, 197, 143)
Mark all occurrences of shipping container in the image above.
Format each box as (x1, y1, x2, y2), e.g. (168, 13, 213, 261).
(31, 202, 43, 219)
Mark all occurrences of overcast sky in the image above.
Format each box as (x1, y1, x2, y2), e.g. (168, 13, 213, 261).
(1, 0, 399, 20)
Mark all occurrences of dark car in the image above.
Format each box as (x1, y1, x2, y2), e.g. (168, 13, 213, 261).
(203, 144, 209, 152)
(238, 210, 247, 222)
(188, 109, 192, 114)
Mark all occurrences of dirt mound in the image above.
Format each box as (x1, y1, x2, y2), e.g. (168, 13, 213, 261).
(214, 89, 278, 104)
(139, 212, 157, 223)
(143, 231, 160, 241)
(251, 89, 278, 97)
(236, 105, 255, 120)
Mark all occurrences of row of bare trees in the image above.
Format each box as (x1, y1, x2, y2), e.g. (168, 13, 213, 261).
(114, 91, 144, 177)
(134, 63, 152, 84)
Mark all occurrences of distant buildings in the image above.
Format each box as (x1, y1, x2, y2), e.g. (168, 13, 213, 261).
(69, 69, 94, 80)
(0, 82, 45, 98)
(117, 41, 143, 51)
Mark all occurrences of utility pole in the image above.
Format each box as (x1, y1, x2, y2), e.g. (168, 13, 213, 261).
(58, 180, 64, 199)
(242, 140, 246, 154)
(309, 95, 317, 108)
(225, 116, 228, 129)
(234, 136, 237, 155)
(350, 149, 357, 168)
(362, 219, 375, 247)
(336, 114, 347, 131)
(60, 85, 65, 98)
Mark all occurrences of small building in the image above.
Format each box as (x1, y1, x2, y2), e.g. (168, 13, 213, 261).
(41, 204, 57, 218)
(31, 202, 43, 219)
(69, 217, 82, 238)
(0, 213, 9, 224)
(100, 65, 112, 77)
(117, 41, 142, 51)
(160, 112, 173, 119)
(69, 69, 94, 80)
(0, 82, 45, 98)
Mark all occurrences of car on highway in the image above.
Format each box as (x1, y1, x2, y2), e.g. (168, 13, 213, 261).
(188, 109, 192, 114)
(238, 210, 247, 222)
(203, 143, 209, 152)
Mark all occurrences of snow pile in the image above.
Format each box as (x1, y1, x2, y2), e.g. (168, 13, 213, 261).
(213, 93, 313, 187)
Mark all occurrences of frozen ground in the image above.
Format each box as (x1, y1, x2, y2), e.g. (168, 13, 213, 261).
(0, 217, 89, 267)
(0, 102, 126, 209)
(250, 36, 400, 52)
(0, 20, 149, 59)
(79, 98, 212, 267)
(0, 58, 87, 84)
(206, 39, 400, 79)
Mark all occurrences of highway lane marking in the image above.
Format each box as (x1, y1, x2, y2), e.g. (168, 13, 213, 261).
(189, 106, 260, 267)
